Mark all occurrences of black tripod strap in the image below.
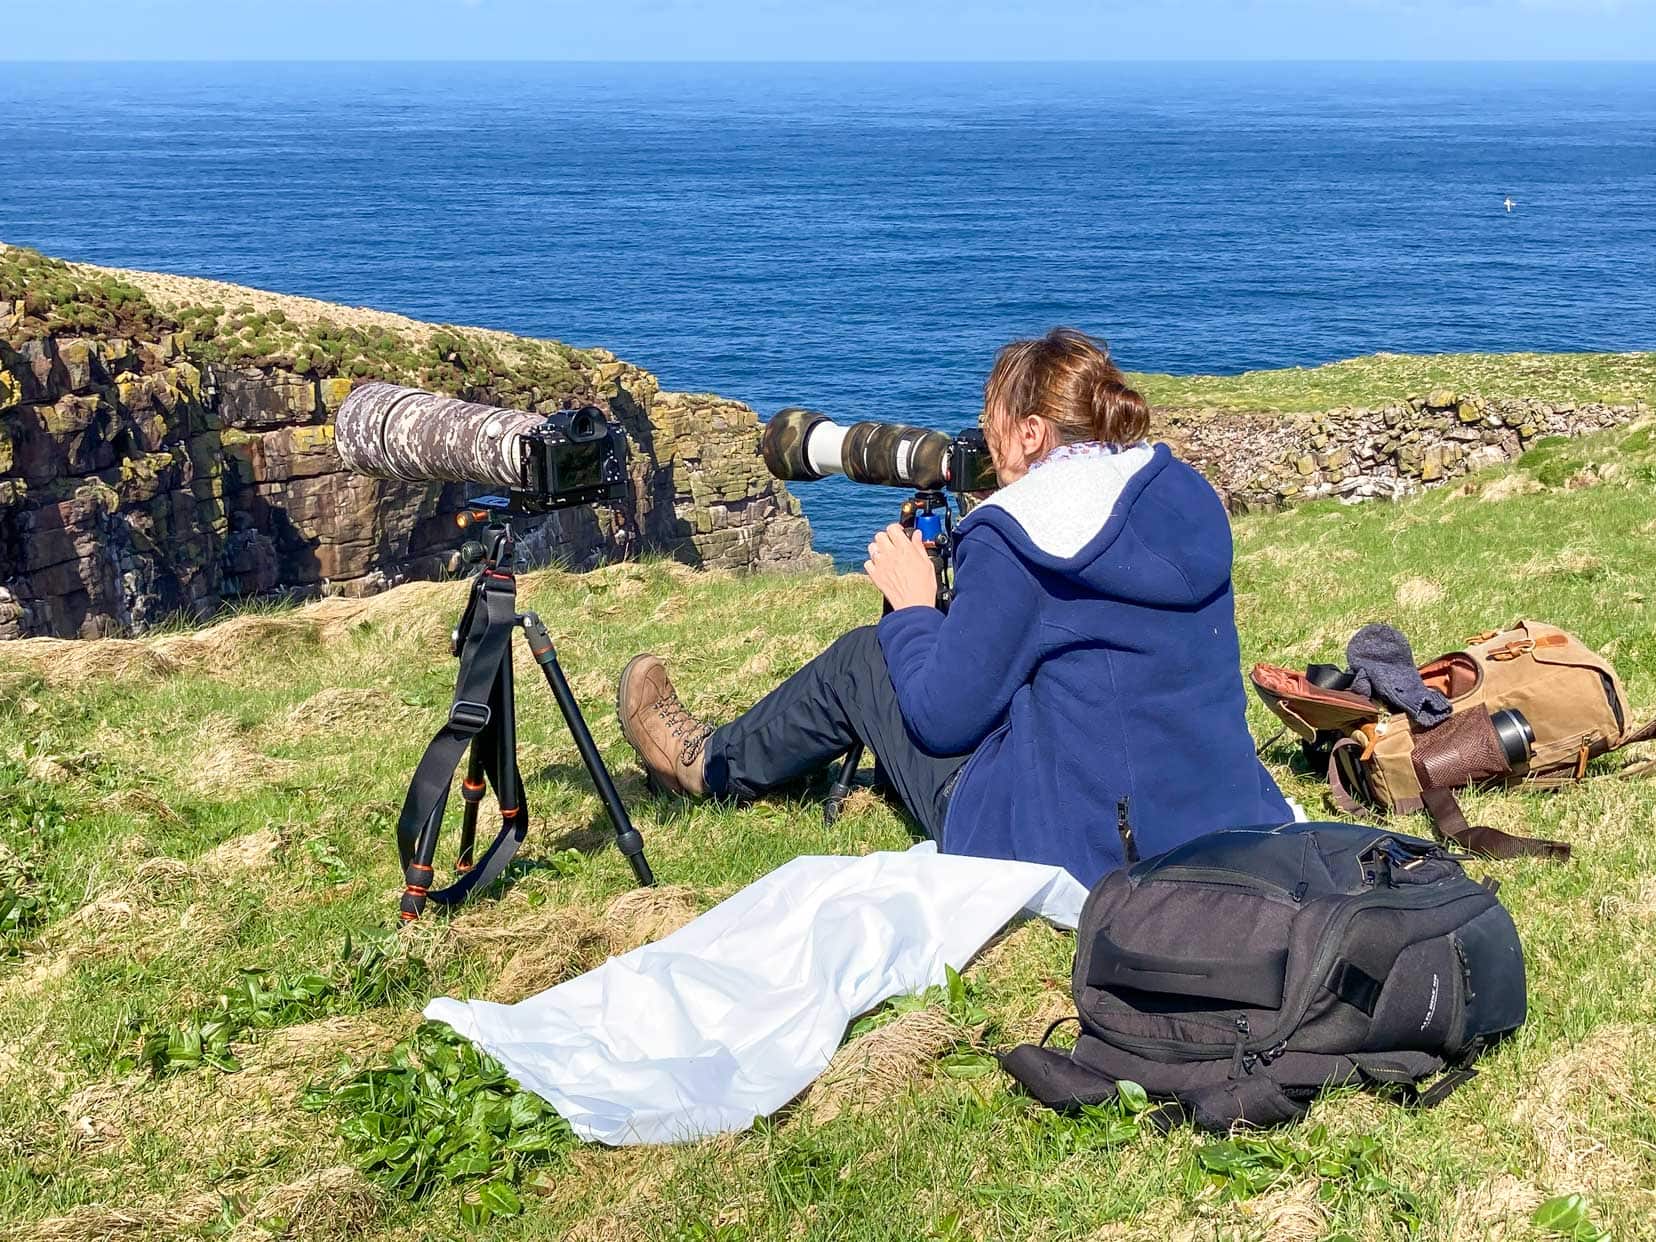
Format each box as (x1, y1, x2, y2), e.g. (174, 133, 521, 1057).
(396, 572, 528, 920)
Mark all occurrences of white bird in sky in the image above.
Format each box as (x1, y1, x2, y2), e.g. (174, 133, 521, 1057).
(1504, 197, 1517, 213)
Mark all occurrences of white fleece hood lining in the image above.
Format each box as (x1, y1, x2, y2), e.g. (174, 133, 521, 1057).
(974, 443, 1157, 560)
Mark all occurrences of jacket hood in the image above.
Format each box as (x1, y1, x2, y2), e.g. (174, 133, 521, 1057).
(958, 443, 1233, 607)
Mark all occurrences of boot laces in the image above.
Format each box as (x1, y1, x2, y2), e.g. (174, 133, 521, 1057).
(656, 690, 712, 765)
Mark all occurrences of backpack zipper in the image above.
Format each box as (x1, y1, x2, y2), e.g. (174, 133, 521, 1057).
(1135, 866, 1304, 905)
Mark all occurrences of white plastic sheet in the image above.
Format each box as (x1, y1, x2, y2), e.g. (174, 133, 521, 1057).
(424, 843, 1087, 1145)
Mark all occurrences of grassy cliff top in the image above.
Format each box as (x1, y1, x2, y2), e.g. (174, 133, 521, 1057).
(7, 244, 1654, 416)
(1135, 349, 1656, 413)
(4, 415, 1656, 1239)
(0, 245, 619, 407)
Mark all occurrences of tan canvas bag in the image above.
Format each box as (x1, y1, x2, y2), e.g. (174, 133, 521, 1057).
(1251, 621, 1656, 860)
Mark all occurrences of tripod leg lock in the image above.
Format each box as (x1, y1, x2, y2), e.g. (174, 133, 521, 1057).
(519, 613, 558, 667)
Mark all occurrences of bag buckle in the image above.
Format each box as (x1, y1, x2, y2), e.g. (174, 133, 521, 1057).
(1358, 722, 1380, 762)
(447, 699, 492, 732)
(1488, 639, 1534, 662)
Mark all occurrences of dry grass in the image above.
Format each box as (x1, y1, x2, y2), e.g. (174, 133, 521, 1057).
(477, 907, 611, 1004)
(1481, 473, 1546, 503)
(1394, 576, 1446, 608)
(151, 613, 319, 676)
(104, 259, 496, 345)
(800, 1008, 965, 1125)
(183, 737, 298, 797)
(1445, 1173, 1548, 1242)
(2, 637, 178, 689)
(1511, 1024, 1656, 1195)
(270, 687, 408, 741)
(602, 883, 702, 953)
(228, 1166, 384, 1242)
(200, 825, 285, 874)
(18, 1196, 222, 1242)
(1231, 1178, 1328, 1242)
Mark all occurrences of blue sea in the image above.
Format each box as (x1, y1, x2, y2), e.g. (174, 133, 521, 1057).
(3, 62, 1654, 564)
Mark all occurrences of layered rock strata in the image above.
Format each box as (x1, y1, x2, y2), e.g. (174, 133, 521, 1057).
(0, 251, 822, 640)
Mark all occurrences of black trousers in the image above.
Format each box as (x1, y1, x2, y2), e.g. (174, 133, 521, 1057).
(701, 625, 969, 840)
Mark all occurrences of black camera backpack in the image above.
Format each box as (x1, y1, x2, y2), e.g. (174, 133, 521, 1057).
(1001, 822, 1526, 1131)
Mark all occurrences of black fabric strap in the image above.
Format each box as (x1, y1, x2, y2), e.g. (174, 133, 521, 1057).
(396, 573, 528, 920)
(1389, 1067, 1478, 1109)
(1086, 933, 1286, 1009)
(1326, 959, 1382, 1016)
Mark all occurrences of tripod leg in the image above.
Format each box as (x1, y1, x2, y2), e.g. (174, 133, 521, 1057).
(401, 798, 445, 921)
(824, 742, 863, 826)
(454, 739, 488, 873)
(521, 614, 655, 887)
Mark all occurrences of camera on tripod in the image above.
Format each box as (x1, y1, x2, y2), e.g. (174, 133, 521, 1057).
(336, 382, 628, 513)
(333, 383, 654, 918)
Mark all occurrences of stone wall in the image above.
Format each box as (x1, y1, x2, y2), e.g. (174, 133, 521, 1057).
(1163, 390, 1650, 514)
(0, 270, 824, 640)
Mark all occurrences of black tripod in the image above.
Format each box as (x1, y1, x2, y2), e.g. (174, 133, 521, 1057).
(823, 489, 958, 826)
(396, 507, 653, 921)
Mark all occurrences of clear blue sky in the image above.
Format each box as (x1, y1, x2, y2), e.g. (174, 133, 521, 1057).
(6, 0, 1655, 61)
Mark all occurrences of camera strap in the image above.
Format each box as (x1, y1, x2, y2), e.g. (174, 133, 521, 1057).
(396, 570, 529, 920)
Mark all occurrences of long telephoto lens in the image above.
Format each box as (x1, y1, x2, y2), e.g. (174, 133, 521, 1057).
(760, 409, 954, 489)
(336, 382, 542, 489)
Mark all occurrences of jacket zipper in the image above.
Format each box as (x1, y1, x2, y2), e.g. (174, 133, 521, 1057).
(939, 718, 1009, 837)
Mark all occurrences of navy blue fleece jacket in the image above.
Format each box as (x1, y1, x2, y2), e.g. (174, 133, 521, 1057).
(876, 442, 1290, 886)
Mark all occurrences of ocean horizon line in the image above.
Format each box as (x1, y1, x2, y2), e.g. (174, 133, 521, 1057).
(5, 56, 1655, 66)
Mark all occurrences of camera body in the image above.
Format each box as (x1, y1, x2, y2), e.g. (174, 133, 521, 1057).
(947, 428, 997, 495)
(515, 405, 629, 513)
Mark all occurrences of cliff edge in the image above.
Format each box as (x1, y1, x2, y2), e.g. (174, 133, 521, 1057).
(0, 247, 825, 639)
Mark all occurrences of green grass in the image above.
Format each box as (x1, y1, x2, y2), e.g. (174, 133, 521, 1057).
(1133, 350, 1656, 413)
(6, 437, 1656, 1237)
(6, 419, 1656, 1239)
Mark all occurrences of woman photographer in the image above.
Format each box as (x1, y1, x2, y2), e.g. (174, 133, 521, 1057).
(617, 328, 1290, 885)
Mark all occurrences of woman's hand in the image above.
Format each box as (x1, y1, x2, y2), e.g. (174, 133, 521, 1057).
(865, 524, 938, 611)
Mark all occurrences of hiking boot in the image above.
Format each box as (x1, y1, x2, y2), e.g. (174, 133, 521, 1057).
(616, 654, 713, 798)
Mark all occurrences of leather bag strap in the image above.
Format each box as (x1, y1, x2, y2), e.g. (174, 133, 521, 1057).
(1417, 784, 1571, 862)
(1326, 737, 1368, 815)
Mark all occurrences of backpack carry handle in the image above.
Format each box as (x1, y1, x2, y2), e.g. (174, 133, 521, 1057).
(1087, 933, 1287, 1009)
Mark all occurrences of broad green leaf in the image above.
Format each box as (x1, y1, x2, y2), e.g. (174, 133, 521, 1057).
(1115, 1080, 1150, 1115)
(477, 1179, 523, 1217)
(1533, 1195, 1590, 1235)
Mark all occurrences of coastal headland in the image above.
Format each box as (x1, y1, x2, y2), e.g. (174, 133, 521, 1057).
(2, 244, 1652, 640)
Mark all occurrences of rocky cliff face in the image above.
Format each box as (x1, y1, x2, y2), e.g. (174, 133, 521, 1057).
(0, 248, 823, 640)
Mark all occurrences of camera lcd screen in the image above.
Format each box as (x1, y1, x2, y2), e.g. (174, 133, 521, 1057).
(554, 437, 608, 490)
